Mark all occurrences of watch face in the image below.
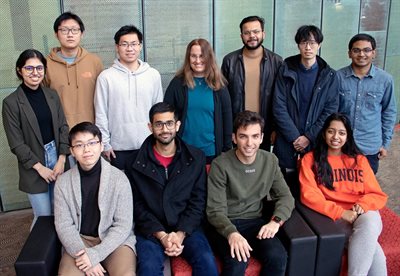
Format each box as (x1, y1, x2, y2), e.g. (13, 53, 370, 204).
(273, 216, 282, 223)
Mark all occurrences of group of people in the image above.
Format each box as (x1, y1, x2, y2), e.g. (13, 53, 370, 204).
(2, 11, 397, 276)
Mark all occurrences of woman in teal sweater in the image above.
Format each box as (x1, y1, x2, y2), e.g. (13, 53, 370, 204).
(164, 38, 232, 163)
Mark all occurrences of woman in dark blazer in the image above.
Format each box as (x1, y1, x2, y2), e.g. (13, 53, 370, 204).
(2, 49, 69, 227)
(164, 38, 232, 164)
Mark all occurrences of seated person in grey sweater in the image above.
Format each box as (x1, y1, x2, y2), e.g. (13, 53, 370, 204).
(54, 122, 136, 276)
(207, 111, 294, 276)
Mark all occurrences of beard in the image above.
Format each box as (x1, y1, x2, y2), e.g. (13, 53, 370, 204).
(155, 132, 176, 145)
(243, 38, 264, 50)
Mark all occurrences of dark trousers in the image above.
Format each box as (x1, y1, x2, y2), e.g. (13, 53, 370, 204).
(209, 218, 287, 276)
(366, 153, 379, 174)
(136, 230, 218, 276)
(281, 168, 300, 200)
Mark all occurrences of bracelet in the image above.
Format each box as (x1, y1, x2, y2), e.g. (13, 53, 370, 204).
(160, 233, 168, 241)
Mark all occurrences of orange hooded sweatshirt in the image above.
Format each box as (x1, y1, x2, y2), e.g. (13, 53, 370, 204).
(299, 152, 387, 221)
(44, 46, 103, 128)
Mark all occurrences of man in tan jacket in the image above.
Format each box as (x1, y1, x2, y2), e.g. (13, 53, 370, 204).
(44, 12, 103, 129)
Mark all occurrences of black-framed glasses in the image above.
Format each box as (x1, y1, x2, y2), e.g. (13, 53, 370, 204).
(119, 41, 141, 48)
(23, 65, 45, 74)
(71, 140, 100, 150)
(152, 120, 176, 130)
(299, 40, 318, 48)
(58, 27, 81, 35)
(351, 48, 373, 54)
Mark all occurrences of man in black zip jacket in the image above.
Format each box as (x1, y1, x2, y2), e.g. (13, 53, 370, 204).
(125, 102, 218, 276)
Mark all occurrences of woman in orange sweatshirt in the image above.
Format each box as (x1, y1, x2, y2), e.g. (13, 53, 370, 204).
(299, 113, 387, 276)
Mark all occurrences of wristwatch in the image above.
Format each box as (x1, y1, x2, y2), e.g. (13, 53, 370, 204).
(271, 215, 284, 227)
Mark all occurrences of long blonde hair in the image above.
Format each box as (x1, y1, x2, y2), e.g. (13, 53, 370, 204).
(176, 38, 226, 91)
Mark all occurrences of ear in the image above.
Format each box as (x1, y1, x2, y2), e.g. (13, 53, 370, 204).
(348, 50, 352, 59)
(232, 133, 237, 145)
(371, 49, 376, 59)
(148, 122, 153, 133)
(260, 132, 264, 143)
(175, 120, 181, 132)
(69, 147, 75, 158)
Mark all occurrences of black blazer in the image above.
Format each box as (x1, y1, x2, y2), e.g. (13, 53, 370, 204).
(2, 85, 69, 193)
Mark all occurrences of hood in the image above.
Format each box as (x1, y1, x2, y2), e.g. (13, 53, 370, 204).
(47, 46, 89, 88)
(48, 46, 88, 65)
(111, 58, 150, 74)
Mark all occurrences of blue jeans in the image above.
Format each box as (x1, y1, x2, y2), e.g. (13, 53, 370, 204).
(211, 218, 287, 276)
(27, 140, 57, 227)
(136, 230, 218, 276)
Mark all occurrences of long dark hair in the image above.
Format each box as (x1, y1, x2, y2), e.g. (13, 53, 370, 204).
(176, 38, 226, 90)
(313, 113, 361, 190)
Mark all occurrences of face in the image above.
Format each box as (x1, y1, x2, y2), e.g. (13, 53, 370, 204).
(18, 57, 45, 89)
(348, 40, 375, 69)
(298, 33, 321, 61)
(116, 33, 142, 67)
(189, 45, 206, 77)
(324, 120, 347, 155)
(232, 123, 263, 163)
(148, 112, 181, 146)
(70, 132, 103, 171)
(55, 19, 83, 50)
(240, 21, 265, 50)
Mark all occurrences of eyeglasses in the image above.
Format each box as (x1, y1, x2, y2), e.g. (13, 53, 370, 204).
(58, 27, 81, 35)
(299, 40, 318, 48)
(23, 65, 45, 74)
(119, 41, 141, 48)
(71, 140, 100, 150)
(351, 48, 373, 54)
(242, 29, 262, 36)
(152, 120, 176, 130)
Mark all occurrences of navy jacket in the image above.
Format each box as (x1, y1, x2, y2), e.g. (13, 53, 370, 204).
(125, 135, 207, 237)
(273, 55, 339, 169)
(164, 76, 232, 156)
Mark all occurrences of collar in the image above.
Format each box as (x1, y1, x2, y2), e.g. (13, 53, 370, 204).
(346, 64, 376, 78)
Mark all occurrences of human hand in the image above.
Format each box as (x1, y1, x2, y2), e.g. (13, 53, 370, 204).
(75, 250, 93, 272)
(378, 147, 387, 159)
(33, 162, 56, 183)
(162, 232, 184, 256)
(227, 232, 253, 262)
(85, 263, 106, 276)
(52, 155, 66, 178)
(352, 204, 365, 215)
(257, 221, 280, 239)
(168, 231, 185, 247)
(293, 136, 310, 152)
(341, 210, 358, 224)
(103, 149, 116, 161)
